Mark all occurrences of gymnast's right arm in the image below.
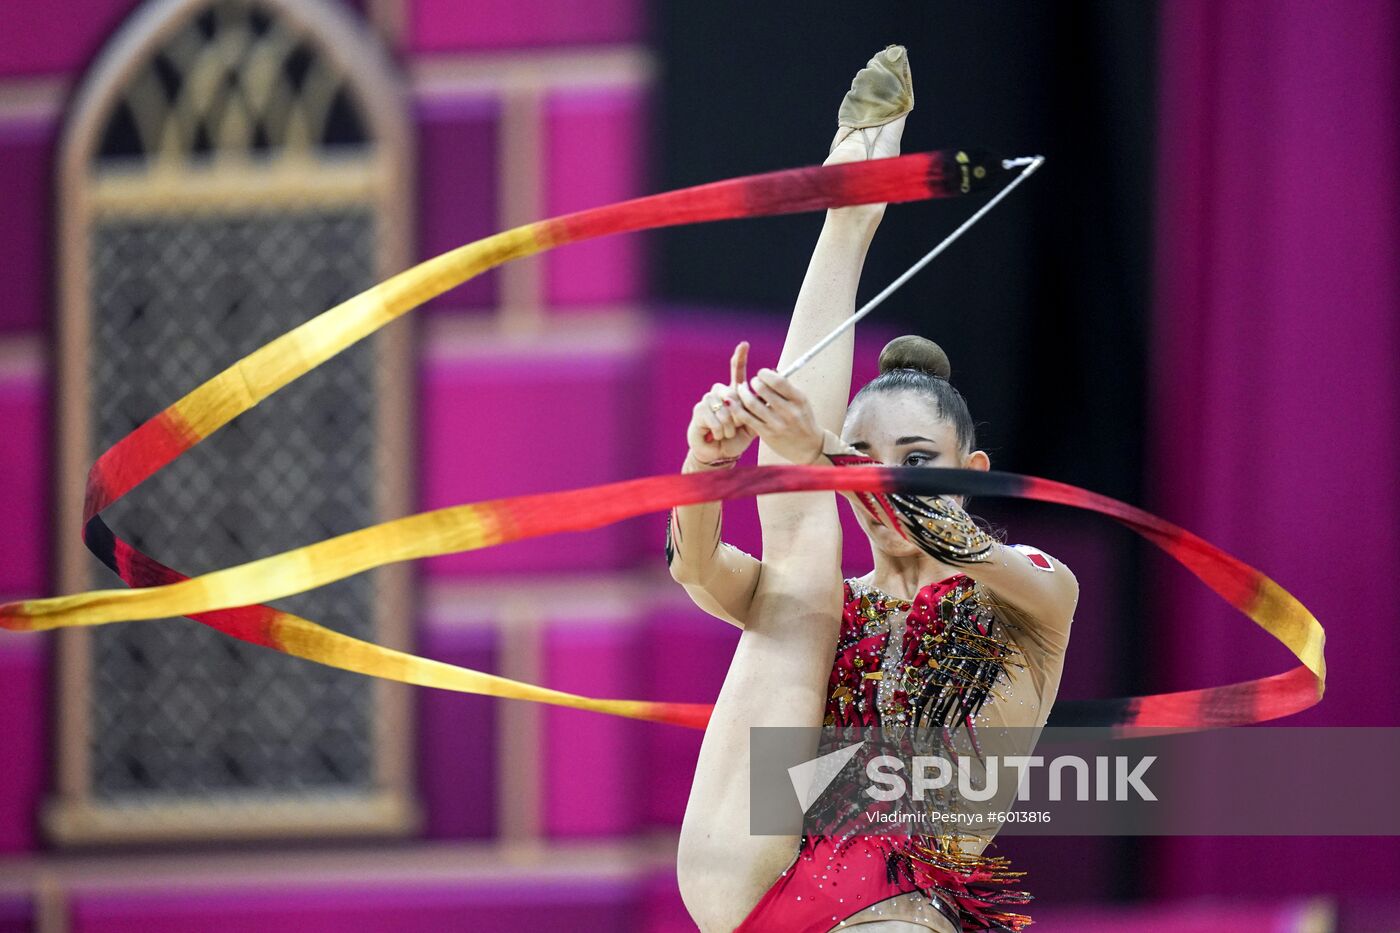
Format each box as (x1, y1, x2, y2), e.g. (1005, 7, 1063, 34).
(666, 342, 762, 629)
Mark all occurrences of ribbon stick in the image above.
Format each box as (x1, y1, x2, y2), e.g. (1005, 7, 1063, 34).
(782, 155, 1045, 379)
(0, 152, 1323, 735)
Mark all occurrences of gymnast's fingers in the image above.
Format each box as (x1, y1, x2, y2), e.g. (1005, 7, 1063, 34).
(709, 383, 738, 439)
(730, 341, 750, 388)
(692, 397, 726, 444)
(751, 368, 801, 404)
(735, 379, 773, 427)
(729, 396, 759, 431)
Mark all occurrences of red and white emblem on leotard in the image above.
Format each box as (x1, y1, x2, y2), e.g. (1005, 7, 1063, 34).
(1011, 544, 1054, 571)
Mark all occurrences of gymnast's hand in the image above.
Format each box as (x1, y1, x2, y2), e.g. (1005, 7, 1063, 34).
(730, 361, 823, 466)
(686, 342, 758, 467)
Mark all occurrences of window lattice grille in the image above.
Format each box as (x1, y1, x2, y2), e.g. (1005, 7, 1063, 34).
(56, 0, 411, 834)
(88, 210, 379, 798)
(98, 0, 368, 162)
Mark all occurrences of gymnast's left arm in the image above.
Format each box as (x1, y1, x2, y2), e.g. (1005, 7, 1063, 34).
(878, 487, 1077, 636)
(960, 542, 1078, 640)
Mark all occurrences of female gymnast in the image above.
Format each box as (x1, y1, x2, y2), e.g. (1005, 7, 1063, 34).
(665, 46, 1078, 932)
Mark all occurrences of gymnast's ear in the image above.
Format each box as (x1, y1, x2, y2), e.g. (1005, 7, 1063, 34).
(965, 449, 990, 472)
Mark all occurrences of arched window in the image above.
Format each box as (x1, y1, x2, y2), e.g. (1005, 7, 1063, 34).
(53, 0, 415, 843)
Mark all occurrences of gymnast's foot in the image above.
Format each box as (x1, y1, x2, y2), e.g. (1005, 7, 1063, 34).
(826, 44, 913, 166)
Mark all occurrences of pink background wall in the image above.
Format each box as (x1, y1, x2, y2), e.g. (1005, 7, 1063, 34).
(0, 0, 1391, 929)
(1150, 0, 1400, 906)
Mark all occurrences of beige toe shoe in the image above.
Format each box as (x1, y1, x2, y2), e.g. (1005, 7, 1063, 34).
(835, 44, 914, 137)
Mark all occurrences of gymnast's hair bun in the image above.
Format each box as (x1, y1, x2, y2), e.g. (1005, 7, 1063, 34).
(877, 335, 952, 380)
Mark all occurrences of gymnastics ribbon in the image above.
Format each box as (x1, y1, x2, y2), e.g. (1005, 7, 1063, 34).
(0, 151, 1324, 735)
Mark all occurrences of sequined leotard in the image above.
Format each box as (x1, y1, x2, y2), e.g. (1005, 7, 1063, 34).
(734, 570, 1068, 933)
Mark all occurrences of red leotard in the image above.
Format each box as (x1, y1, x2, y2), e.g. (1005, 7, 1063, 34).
(734, 574, 1042, 933)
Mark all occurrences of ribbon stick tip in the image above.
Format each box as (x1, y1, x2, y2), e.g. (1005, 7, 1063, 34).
(1001, 155, 1045, 171)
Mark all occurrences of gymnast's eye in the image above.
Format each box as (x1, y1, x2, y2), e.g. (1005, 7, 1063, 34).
(905, 451, 936, 466)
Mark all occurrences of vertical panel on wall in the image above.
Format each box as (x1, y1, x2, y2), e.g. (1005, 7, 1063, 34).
(51, 0, 417, 843)
(543, 85, 646, 308)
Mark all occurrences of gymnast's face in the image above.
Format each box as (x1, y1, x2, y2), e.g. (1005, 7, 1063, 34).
(841, 389, 990, 557)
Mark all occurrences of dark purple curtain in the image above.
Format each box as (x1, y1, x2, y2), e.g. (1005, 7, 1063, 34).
(1151, 0, 1400, 901)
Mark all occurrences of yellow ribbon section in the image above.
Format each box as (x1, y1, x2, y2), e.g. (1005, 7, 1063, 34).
(9, 501, 510, 630)
(176, 225, 546, 449)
